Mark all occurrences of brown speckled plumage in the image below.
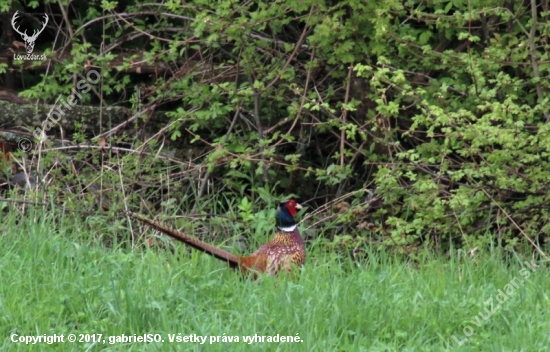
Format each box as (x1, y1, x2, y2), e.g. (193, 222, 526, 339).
(126, 199, 305, 277)
(240, 227, 306, 275)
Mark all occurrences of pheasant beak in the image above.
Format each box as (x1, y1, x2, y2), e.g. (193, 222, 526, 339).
(295, 203, 303, 210)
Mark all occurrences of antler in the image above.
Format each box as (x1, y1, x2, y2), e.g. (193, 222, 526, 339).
(11, 11, 25, 37)
(33, 13, 49, 40)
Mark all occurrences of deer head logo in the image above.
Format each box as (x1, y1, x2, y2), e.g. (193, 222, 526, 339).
(11, 11, 48, 54)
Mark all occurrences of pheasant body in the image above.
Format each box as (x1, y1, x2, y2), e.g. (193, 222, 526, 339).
(240, 226, 305, 275)
(127, 199, 305, 277)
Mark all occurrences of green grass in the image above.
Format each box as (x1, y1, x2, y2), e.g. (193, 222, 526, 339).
(1, 210, 550, 351)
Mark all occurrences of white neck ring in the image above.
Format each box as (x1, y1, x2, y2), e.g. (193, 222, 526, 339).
(278, 224, 297, 232)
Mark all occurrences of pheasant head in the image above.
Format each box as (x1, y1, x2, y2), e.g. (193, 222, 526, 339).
(275, 199, 302, 232)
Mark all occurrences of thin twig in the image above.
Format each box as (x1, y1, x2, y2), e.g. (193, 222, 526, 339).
(528, 0, 550, 121)
(91, 104, 156, 140)
(481, 189, 550, 261)
(340, 65, 353, 168)
(247, 73, 269, 182)
(263, 4, 315, 92)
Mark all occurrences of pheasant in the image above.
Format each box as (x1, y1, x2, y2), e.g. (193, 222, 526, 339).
(126, 199, 305, 276)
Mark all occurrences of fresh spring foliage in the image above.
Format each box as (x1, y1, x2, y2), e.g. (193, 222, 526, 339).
(5, 0, 550, 254)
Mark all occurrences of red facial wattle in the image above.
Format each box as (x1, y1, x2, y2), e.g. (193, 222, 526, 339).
(285, 200, 298, 216)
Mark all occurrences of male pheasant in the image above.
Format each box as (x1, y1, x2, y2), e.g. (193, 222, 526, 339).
(126, 199, 305, 276)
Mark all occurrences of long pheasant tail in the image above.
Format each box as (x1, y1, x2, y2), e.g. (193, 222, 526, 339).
(126, 212, 240, 269)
